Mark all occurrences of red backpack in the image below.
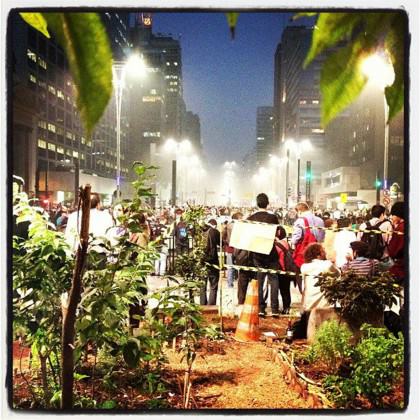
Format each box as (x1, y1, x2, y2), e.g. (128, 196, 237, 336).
(293, 217, 317, 268)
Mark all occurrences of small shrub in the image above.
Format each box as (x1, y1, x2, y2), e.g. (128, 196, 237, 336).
(351, 324, 404, 406)
(309, 320, 353, 373)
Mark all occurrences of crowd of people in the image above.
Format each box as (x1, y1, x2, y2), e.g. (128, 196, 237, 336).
(42, 191, 405, 335)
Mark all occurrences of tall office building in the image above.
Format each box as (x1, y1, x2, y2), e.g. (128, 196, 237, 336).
(128, 13, 185, 165)
(11, 12, 130, 203)
(255, 106, 274, 166)
(274, 26, 324, 153)
(182, 110, 202, 153)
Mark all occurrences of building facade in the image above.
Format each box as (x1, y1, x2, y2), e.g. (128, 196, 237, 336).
(11, 12, 131, 204)
(255, 106, 274, 166)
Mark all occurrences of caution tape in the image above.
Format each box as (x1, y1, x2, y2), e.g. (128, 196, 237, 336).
(237, 218, 404, 236)
(205, 262, 302, 277)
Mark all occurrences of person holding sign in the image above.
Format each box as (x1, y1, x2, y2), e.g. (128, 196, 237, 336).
(247, 193, 281, 318)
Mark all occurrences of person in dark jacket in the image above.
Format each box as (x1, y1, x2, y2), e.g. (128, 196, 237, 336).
(201, 219, 221, 305)
(248, 193, 280, 317)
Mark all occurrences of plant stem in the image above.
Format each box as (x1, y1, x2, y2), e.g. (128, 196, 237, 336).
(19, 346, 39, 405)
(39, 354, 50, 408)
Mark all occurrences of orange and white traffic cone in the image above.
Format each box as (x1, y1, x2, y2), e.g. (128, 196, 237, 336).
(234, 279, 260, 342)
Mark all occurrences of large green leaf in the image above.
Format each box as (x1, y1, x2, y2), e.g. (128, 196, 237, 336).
(225, 12, 239, 39)
(320, 40, 367, 127)
(304, 13, 362, 68)
(384, 13, 406, 121)
(41, 13, 113, 138)
(20, 13, 50, 38)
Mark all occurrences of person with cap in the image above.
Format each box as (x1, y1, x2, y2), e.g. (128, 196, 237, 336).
(201, 218, 221, 305)
(387, 201, 405, 284)
(341, 241, 380, 277)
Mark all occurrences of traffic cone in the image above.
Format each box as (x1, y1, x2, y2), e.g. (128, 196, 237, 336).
(234, 279, 260, 342)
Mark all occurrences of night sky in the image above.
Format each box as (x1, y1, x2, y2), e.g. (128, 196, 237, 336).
(151, 12, 295, 167)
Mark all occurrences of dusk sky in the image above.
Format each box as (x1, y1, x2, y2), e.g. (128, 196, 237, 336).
(151, 12, 297, 167)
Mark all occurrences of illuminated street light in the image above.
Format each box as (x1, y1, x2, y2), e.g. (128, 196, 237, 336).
(112, 53, 147, 200)
(223, 161, 237, 206)
(361, 50, 395, 191)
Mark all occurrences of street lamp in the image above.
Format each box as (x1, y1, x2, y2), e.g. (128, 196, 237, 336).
(223, 161, 236, 206)
(164, 138, 192, 206)
(112, 54, 147, 200)
(361, 50, 395, 191)
(285, 138, 312, 204)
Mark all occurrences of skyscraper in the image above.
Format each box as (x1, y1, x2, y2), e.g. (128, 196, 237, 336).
(255, 106, 274, 166)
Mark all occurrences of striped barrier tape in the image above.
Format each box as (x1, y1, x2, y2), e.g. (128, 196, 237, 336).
(237, 218, 404, 236)
(205, 262, 303, 277)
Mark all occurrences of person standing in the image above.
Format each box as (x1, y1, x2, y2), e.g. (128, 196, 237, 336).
(247, 193, 280, 318)
(333, 218, 357, 268)
(65, 192, 114, 253)
(173, 208, 189, 255)
(222, 211, 243, 288)
(357, 204, 393, 265)
(201, 219, 221, 305)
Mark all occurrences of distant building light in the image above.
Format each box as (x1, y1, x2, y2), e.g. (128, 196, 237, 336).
(312, 100, 319, 104)
(311, 128, 324, 134)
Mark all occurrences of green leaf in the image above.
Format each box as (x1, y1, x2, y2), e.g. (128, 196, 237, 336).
(122, 338, 141, 368)
(385, 13, 405, 121)
(304, 13, 362, 68)
(225, 12, 239, 39)
(293, 12, 318, 20)
(20, 13, 50, 38)
(42, 13, 113, 137)
(320, 40, 367, 127)
(100, 400, 117, 409)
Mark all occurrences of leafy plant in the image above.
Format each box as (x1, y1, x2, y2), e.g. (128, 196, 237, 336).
(322, 324, 404, 408)
(298, 12, 406, 126)
(316, 270, 401, 328)
(308, 320, 353, 373)
(13, 191, 73, 407)
(351, 324, 404, 406)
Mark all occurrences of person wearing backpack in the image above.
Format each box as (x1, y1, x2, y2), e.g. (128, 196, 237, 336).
(357, 204, 392, 265)
(274, 226, 298, 314)
(291, 202, 325, 281)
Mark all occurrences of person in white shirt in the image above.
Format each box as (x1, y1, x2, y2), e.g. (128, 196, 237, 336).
(301, 243, 340, 312)
(65, 192, 114, 253)
(333, 218, 357, 268)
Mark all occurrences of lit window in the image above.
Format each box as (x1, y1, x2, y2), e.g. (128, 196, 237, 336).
(312, 100, 319, 104)
(57, 146, 64, 154)
(169, 81, 178, 86)
(87, 141, 92, 147)
(174, 62, 178, 66)
(57, 90, 64, 99)
(38, 139, 47, 149)
(81, 153, 85, 160)
(299, 100, 307, 105)
(48, 143, 56, 151)
(38, 58, 47, 69)
(27, 49, 37, 62)
(366, 125, 369, 131)
(38, 80, 46, 89)
(150, 89, 157, 94)
(353, 131, 356, 138)
(73, 151, 79, 158)
(48, 123, 56, 133)
(81, 137, 86, 144)
(38, 120, 47, 129)
(66, 131, 72, 139)
(311, 128, 324, 134)
(48, 85, 56, 95)
(166, 62, 170, 66)
(29, 74, 37, 83)
(66, 149, 72, 156)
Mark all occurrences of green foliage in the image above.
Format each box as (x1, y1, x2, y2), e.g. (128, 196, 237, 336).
(20, 13, 50, 38)
(351, 324, 404, 405)
(225, 12, 239, 39)
(13, 191, 72, 402)
(203, 324, 225, 341)
(322, 324, 404, 408)
(316, 270, 400, 325)
(309, 320, 353, 373)
(298, 12, 405, 126)
(20, 12, 113, 137)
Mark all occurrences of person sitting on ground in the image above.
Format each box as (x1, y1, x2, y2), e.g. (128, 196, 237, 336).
(292, 243, 340, 338)
(341, 240, 379, 277)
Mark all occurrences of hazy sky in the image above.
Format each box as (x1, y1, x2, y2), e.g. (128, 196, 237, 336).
(152, 12, 294, 167)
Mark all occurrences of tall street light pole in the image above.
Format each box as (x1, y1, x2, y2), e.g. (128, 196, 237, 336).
(361, 51, 395, 193)
(286, 148, 290, 208)
(112, 54, 146, 201)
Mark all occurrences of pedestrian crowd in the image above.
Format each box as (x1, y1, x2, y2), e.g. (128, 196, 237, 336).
(42, 191, 405, 336)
